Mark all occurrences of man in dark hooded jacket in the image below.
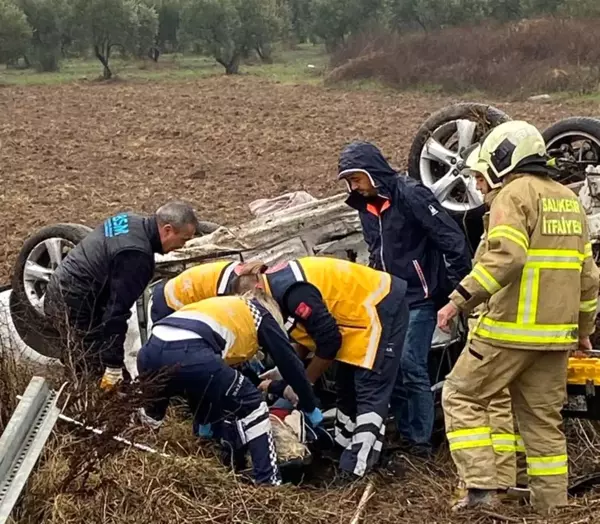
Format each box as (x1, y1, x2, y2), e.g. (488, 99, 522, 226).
(338, 141, 471, 456)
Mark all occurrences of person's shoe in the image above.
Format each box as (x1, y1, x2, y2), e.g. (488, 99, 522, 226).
(330, 470, 361, 488)
(452, 489, 498, 512)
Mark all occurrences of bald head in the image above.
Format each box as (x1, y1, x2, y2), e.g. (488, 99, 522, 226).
(155, 201, 198, 253)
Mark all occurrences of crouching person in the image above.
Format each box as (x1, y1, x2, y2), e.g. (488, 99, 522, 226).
(136, 291, 322, 486)
(150, 260, 267, 322)
(234, 256, 409, 481)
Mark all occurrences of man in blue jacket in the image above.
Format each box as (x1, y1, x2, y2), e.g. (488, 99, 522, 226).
(338, 141, 471, 456)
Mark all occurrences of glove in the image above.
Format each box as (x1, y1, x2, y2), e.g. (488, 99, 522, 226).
(100, 367, 123, 391)
(137, 407, 163, 430)
(194, 422, 214, 439)
(306, 407, 324, 427)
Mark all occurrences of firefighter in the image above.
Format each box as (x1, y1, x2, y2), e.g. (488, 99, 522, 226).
(455, 151, 528, 501)
(136, 290, 322, 486)
(150, 259, 266, 322)
(233, 256, 409, 481)
(437, 121, 600, 513)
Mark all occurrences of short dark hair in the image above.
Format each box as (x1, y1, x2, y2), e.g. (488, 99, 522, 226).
(156, 201, 198, 231)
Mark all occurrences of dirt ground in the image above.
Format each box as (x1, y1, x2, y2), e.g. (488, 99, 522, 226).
(1, 76, 599, 281)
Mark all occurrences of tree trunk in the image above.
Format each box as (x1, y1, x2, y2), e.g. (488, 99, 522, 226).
(94, 43, 112, 79)
(217, 54, 241, 75)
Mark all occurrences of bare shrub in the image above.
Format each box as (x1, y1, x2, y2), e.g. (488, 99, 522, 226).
(328, 18, 600, 96)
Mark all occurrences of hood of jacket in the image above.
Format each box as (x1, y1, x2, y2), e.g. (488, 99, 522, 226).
(338, 141, 399, 199)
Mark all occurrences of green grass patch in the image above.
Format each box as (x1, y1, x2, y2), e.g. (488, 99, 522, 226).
(0, 44, 328, 87)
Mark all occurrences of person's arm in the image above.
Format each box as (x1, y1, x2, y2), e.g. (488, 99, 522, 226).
(284, 284, 342, 385)
(101, 251, 154, 369)
(449, 189, 529, 314)
(256, 311, 318, 413)
(578, 223, 600, 338)
(406, 184, 472, 287)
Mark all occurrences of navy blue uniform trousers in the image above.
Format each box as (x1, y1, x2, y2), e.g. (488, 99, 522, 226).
(334, 280, 409, 477)
(137, 336, 281, 485)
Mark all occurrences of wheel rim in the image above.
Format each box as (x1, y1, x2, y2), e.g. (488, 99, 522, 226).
(546, 130, 600, 184)
(23, 237, 75, 314)
(419, 118, 486, 213)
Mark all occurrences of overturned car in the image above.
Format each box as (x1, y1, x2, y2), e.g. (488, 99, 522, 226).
(3, 102, 600, 451)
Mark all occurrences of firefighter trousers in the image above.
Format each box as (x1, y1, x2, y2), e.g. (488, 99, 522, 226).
(334, 287, 409, 477)
(442, 338, 569, 513)
(137, 335, 281, 485)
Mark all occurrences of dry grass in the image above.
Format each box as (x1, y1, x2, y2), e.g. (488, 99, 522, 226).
(328, 18, 600, 97)
(1, 348, 600, 524)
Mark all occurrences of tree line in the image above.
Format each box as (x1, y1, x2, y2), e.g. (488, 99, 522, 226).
(0, 0, 598, 78)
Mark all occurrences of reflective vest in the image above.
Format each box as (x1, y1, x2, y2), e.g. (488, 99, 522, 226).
(262, 256, 391, 369)
(162, 260, 239, 311)
(451, 174, 600, 351)
(154, 295, 261, 366)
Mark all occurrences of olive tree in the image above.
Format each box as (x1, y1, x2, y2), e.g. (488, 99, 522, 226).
(72, 0, 158, 78)
(17, 0, 71, 71)
(0, 0, 31, 65)
(181, 0, 282, 74)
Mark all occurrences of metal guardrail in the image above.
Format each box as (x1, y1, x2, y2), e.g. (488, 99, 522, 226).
(0, 377, 64, 524)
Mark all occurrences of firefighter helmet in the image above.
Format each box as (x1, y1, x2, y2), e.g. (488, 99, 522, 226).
(465, 121, 547, 189)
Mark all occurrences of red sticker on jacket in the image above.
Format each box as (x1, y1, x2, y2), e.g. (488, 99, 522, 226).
(295, 302, 312, 320)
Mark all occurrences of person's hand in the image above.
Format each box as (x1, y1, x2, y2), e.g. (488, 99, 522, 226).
(259, 367, 282, 382)
(306, 407, 324, 427)
(579, 336, 593, 352)
(258, 379, 272, 392)
(282, 385, 299, 407)
(100, 367, 123, 391)
(437, 302, 459, 333)
(195, 423, 214, 439)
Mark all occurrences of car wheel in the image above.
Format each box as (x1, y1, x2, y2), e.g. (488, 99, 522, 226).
(543, 117, 600, 185)
(9, 223, 92, 358)
(408, 102, 512, 214)
(407, 103, 511, 252)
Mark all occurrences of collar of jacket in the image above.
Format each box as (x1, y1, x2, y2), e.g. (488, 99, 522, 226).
(144, 216, 164, 254)
(345, 190, 392, 212)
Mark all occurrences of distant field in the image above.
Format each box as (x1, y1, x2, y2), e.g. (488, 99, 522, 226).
(0, 45, 328, 86)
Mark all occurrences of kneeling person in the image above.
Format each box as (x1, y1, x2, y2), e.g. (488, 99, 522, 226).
(234, 256, 409, 480)
(150, 260, 267, 323)
(137, 292, 321, 486)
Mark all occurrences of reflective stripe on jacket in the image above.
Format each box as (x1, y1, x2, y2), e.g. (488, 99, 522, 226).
(163, 260, 239, 310)
(154, 295, 260, 365)
(451, 174, 600, 350)
(262, 256, 392, 369)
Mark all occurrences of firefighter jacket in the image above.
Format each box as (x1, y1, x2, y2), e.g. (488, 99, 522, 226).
(152, 295, 319, 413)
(450, 174, 600, 351)
(153, 260, 239, 319)
(470, 189, 501, 321)
(261, 256, 404, 370)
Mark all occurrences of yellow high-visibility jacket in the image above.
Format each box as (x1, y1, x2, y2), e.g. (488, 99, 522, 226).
(155, 295, 260, 365)
(451, 174, 600, 351)
(262, 256, 392, 369)
(162, 260, 239, 311)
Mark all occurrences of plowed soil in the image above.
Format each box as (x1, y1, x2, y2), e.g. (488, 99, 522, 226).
(1, 76, 599, 280)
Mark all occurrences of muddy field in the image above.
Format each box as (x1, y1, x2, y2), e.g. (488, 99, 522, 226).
(1, 76, 599, 281)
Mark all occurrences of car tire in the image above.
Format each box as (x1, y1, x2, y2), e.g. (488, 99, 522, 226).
(543, 117, 600, 185)
(9, 223, 92, 358)
(407, 102, 511, 253)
